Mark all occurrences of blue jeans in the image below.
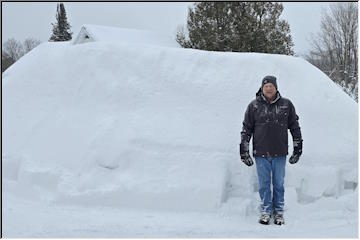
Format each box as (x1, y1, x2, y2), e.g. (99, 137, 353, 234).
(255, 156, 286, 215)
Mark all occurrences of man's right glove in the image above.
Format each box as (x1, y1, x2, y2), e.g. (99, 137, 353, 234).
(289, 139, 303, 164)
(239, 141, 253, 166)
(240, 151, 254, 167)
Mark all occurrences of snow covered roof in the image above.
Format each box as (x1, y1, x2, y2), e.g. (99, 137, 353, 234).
(72, 24, 179, 47)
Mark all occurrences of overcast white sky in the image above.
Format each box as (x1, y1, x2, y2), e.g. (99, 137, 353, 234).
(2, 2, 337, 55)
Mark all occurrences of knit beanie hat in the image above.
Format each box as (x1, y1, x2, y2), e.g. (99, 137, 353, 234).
(262, 75, 277, 89)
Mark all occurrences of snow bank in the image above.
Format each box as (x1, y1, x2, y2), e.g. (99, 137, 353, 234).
(2, 38, 357, 213)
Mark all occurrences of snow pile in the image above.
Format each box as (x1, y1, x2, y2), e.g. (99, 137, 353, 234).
(2, 31, 358, 236)
(3, 42, 231, 211)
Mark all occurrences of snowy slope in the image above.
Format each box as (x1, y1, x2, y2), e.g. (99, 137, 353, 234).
(2, 38, 358, 237)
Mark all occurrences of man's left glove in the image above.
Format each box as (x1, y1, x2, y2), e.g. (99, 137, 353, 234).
(289, 153, 300, 164)
(289, 139, 303, 164)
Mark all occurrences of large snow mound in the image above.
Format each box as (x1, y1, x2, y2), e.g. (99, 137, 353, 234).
(2, 40, 358, 212)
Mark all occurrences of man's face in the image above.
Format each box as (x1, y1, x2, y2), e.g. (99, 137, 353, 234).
(262, 83, 277, 100)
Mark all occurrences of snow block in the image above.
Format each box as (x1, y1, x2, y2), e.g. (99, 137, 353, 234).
(286, 165, 346, 202)
(56, 147, 228, 211)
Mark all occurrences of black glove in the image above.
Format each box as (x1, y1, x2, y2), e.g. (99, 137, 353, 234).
(289, 154, 300, 164)
(289, 139, 302, 164)
(239, 144, 253, 166)
(242, 154, 254, 166)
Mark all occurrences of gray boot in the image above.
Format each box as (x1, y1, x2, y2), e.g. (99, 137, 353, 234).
(274, 214, 285, 225)
(259, 213, 271, 225)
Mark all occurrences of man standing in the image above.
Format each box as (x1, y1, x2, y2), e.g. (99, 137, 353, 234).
(240, 75, 303, 225)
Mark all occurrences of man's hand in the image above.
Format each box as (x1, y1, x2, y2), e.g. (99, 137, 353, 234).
(289, 139, 302, 164)
(240, 152, 254, 167)
(289, 153, 300, 164)
(239, 142, 253, 167)
(242, 155, 254, 166)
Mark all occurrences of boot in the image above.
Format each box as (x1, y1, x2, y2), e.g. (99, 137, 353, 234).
(274, 213, 285, 225)
(259, 213, 271, 225)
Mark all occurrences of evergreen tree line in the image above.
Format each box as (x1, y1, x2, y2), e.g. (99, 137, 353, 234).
(176, 2, 294, 55)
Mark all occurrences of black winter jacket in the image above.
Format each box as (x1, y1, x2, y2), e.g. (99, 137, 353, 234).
(240, 89, 302, 157)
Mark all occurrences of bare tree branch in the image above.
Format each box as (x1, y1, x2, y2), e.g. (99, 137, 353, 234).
(306, 2, 358, 101)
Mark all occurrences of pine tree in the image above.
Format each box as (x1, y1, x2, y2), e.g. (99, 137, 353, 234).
(177, 2, 294, 55)
(49, 3, 72, 41)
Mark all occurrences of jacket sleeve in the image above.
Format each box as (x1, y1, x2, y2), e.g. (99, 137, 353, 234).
(288, 100, 303, 154)
(240, 103, 255, 156)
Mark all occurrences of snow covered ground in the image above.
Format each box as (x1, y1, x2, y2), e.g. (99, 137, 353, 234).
(3, 190, 357, 238)
(2, 30, 358, 237)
